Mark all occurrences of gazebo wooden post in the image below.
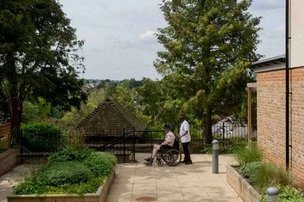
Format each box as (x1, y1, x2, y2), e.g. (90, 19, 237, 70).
(246, 83, 257, 143)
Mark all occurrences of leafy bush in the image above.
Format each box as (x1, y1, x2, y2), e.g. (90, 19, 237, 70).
(48, 148, 91, 163)
(238, 161, 291, 192)
(38, 162, 93, 186)
(15, 149, 117, 195)
(221, 138, 247, 153)
(201, 144, 212, 154)
(65, 128, 87, 149)
(255, 163, 291, 191)
(201, 139, 247, 154)
(278, 186, 304, 202)
(85, 152, 117, 176)
(239, 161, 262, 185)
(16, 162, 93, 194)
(262, 185, 304, 202)
(22, 122, 61, 152)
(235, 143, 262, 165)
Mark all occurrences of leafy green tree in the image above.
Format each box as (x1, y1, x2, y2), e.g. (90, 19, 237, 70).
(155, 0, 260, 143)
(0, 0, 86, 140)
(61, 88, 105, 129)
(23, 97, 51, 122)
(0, 88, 10, 122)
(137, 79, 162, 120)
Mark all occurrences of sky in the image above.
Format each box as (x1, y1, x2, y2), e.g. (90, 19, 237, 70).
(59, 0, 285, 80)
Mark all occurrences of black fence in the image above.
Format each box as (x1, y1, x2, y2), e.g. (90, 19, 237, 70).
(211, 121, 248, 152)
(18, 122, 249, 163)
(19, 130, 61, 163)
(212, 121, 248, 140)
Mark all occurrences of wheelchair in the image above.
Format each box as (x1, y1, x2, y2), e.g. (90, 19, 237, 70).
(156, 140, 181, 166)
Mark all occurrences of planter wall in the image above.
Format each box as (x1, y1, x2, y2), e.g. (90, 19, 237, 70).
(227, 165, 261, 202)
(7, 167, 115, 202)
(0, 149, 19, 176)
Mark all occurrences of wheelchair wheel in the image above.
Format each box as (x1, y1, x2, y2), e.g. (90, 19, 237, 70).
(163, 149, 181, 166)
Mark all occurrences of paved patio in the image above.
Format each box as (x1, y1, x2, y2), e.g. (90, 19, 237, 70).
(0, 154, 242, 202)
(0, 164, 40, 202)
(107, 153, 242, 202)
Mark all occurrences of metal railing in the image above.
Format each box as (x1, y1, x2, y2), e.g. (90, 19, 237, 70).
(94, 130, 139, 163)
(212, 121, 248, 140)
(212, 121, 248, 152)
(18, 122, 249, 163)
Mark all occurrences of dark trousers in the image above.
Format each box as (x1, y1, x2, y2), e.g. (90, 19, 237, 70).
(182, 142, 192, 163)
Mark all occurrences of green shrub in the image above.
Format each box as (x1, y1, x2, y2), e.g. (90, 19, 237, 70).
(235, 143, 262, 165)
(15, 149, 117, 195)
(48, 148, 91, 163)
(278, 185, 304, 202)
(256, 163, 291, 191)
(222, 138, 247, 153)
(38, 162, 93, 186)
(238, 162, 291, 191)
(85, 152, 117, 176)
(262, 185, 304, 202)
(49, 176, 106, 194)
(201, 144, 212, 154)
(66, 128, 87, 149)
(22, 122, 61, 152)
(201, 139, 247, 154)
(239, 161, 262, 185)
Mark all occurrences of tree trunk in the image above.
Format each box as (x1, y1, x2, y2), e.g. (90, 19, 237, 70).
(204, 108, 212, 144)
(10, 97, 22, 146)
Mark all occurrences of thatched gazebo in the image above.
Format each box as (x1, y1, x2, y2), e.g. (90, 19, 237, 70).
(77, 99, 145, 144)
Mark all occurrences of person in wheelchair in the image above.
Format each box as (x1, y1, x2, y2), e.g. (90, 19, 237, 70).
(145, 124, 175, 166)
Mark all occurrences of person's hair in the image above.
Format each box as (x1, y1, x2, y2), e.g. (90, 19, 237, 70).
(179, 111, 188, 121)
(163, 124, 172, 130)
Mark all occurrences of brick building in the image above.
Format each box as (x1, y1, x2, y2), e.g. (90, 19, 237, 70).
(252, 0, 304, 188)
(253, 55, 304, 187)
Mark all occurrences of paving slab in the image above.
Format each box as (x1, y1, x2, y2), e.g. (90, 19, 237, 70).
(106, 153, 242, 202)
(0, 154, 241, 202)
(0, 164, 40, 202)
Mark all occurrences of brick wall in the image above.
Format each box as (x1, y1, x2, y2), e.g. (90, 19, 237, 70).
(257, 66, 304, 187)
(289, 67, 304, 187)
(0, 149, 19, 176)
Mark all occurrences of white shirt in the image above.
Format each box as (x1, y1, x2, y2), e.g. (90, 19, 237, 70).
(179, 120, 191, 143)
(162, 131, 175, 146)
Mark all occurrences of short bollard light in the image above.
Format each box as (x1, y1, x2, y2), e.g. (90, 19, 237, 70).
(266, 187, 279, 202)
(212, 139, 219, 174)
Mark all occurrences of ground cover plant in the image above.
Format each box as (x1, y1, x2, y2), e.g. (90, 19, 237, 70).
(261, 185, 304, 202)
(234, 144, 304, 201)
(14, 148, 117, 195)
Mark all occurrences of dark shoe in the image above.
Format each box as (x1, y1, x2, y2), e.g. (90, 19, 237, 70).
(145, 157, 152, 161)
(185, 161, 192, 165)
(180, 160, 185, 163)
(145, 160, 153, 166)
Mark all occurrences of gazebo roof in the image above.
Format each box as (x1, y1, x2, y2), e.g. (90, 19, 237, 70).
(77, 99, 146, 136)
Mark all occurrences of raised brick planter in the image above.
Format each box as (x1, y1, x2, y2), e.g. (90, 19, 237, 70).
(7, 167, 115, 202)
(0, 149, 19, 176)
(227, 165, 261, 202)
